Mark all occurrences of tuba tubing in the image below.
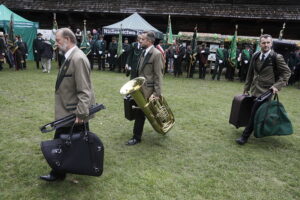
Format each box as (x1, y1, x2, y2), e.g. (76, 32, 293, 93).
(120, 77, 175, 135)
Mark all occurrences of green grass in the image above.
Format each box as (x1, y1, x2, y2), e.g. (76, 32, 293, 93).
(0, 61, 299, 200)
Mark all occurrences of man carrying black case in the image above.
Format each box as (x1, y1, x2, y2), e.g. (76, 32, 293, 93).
(40, 28, 97, 181)
(235, 34, 291, 145)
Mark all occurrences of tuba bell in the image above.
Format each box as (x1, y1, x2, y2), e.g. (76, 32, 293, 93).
(120, 77, 175, 135)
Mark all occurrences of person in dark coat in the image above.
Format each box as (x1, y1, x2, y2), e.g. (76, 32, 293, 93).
(87, 34, 95, 70)
(240, 44, 253, 82)
(33, 33, 44, 69)
(94, 35, 107, 71)
(174, 41, 186, 77)
(197, 43, 210, 79)
(119, 38, 131, 73)
(14, 35, 24, 70)
(126, 35, 143, 79)
(212, 43, 228, 80)
(236, 34, 291, 145)
(16, 35, 28, 69)
(0, 32, 5, 71)
(108, 37, 118, 71)
(40, 39, 53, 73)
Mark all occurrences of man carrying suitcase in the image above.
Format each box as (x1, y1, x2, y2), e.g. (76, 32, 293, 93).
(236, 34, 291, 145)
(40, 28, 96, 181)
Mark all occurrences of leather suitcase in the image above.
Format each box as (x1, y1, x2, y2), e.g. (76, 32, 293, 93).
(229, 94, 255, 128)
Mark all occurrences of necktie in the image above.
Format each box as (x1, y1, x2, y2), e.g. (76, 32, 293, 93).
(142, 50, 146, 57)
(261, 54, 265, 61)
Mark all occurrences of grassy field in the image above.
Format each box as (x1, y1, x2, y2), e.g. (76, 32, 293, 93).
(0, 61, 299, 200)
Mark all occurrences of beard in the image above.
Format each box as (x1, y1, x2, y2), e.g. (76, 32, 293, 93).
(59, 40, 68, 53)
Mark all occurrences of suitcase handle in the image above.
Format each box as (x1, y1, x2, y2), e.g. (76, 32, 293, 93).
(255, 89, 273, 102)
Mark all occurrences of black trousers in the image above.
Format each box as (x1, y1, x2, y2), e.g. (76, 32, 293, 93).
(88, 54, 94, 70)
(212, 63, 225, 80)
(199, 63, 206, 79)
(35, 61, 40, 69)
(133, 109, 146, 141)
(50, 123, 89, 177)
(226, 66, 235, 81)
(187, 62, 195, 78)
(174, 59, 182, 77)
(98, 55, 105, 70)
(242, 97, 270, 138)
(240, 63, 250, 82)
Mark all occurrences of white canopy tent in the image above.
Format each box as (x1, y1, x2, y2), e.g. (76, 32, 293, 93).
(102, 12, 163, 39)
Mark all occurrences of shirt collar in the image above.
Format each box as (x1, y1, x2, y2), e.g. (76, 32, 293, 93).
(64, 45, 76, 60)
(144, 45, 153, 57)
(260, 50, 271, 60)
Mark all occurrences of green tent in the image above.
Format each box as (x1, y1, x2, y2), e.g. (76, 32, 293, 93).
(0, 5, 39, 60)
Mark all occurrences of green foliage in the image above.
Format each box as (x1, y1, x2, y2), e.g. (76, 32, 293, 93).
(0, 62, 299, 200)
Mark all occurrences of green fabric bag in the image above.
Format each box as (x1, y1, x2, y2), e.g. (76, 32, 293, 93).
(254, 94, 293, 138)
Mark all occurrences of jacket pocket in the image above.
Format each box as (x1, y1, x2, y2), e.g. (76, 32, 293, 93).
(66, 103, 77, 111)
(146, 82, 154, 87)
(64, 74, 72, 77)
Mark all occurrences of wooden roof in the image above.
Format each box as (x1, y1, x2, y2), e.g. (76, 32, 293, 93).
(3, 0, 300, 20)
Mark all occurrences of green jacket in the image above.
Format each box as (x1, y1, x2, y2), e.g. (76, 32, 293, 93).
(244, 50, 291, 97)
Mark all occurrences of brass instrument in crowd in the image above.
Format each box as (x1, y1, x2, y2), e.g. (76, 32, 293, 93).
(120, 77, 175, 135)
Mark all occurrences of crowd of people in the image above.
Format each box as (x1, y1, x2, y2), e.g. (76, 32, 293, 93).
(1, 27, 300, 86)
(70, 28, 300, 84)
(0, 31, 54, 73)
(0, 32, 28, 71)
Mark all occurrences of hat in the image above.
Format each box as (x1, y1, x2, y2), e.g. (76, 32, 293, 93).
(37, 33, 43, 36)
(124, 37, 128, 40)
(112, 36, 116, 40)
(0, 32, 3, 37)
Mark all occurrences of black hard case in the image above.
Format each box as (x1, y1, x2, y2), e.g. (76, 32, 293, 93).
(41, 131, 104, 176)
(123, 95, 138, 121)
(229, 94, 255, 128)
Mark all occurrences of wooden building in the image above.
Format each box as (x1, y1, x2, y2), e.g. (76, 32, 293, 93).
(2, 0, 300, 39)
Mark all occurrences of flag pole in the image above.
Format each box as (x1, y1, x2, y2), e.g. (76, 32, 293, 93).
(278, 22, 286, 40)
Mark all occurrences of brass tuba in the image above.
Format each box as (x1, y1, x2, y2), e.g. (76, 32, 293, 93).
(120, 77, 175, 135)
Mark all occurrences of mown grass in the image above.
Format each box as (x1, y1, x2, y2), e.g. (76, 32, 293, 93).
(0, 61, 299, 200)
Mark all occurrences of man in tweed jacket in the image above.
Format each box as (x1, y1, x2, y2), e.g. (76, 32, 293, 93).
(236, 34, 291, 145)
(40, 28, 95, 181)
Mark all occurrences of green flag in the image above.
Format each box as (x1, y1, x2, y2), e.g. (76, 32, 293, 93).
(255, 40, 261, 53)
(50, 13, 58, 50)
(117, 24, 123, 58)
(80, 20, 91, 55)
(7, 14, 18, 53)
(255, 28, 263, 53)
(166, 15, 173, 44)
(229, 25, 238, 68)
(191, 25, 197, 53)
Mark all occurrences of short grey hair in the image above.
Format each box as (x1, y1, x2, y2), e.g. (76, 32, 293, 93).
(57, 28, 77, 44)
(259, 34, 272, 42)
(143, 31, 155, 43)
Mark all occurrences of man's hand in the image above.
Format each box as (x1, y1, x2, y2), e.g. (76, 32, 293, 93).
(149, 94, 160, 101)
(270, 86, 278, 94)
(75, 117, 84, 124)
(243, 90, 249, 95)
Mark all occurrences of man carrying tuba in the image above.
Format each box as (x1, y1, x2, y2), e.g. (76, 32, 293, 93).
(126, 31, 164, 145)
